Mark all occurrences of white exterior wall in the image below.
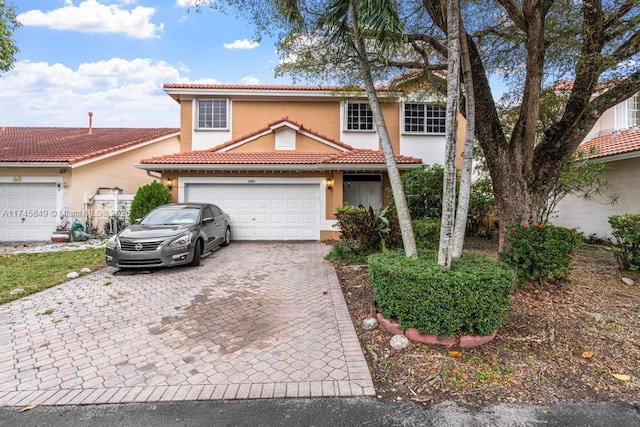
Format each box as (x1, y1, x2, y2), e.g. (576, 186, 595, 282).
(585, 99, 634, 141)
(552, 156, 640, 238)
(400, 134, 446, 166)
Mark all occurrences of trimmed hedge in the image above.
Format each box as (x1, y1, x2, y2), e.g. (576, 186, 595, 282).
(368, 250, 515, 337)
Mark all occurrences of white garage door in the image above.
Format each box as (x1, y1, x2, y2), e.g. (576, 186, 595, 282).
(185, 183, 320, 240)
(0, 183, 58, 241)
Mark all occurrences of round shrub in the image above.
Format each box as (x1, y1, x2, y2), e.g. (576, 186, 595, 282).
(501, 223, 583, 284)
(608, 214, 640, 271)
(368, 251, 516, 337)
(129, 180, 172, 224)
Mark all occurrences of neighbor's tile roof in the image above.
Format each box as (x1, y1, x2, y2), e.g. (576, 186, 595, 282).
(580, 128, 640, 159)
(0, 127, 179, 164)
(141, 149, 422, 166)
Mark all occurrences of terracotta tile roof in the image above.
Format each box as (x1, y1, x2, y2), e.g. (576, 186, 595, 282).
(163, 83, 393, 93)
(325, 149, 422, 164)
(211, 116, 354, 152)
(0, 127, 179, 164)
(579, 128, 640, 159)
(164, 83, 349, 91)
(142, 151, 333, 165)
(141, 149, 422, 166)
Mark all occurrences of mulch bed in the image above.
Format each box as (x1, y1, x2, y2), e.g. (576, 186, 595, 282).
(333, 237, 640, 408)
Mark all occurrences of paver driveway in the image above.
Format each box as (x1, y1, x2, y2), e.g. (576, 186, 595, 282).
(0, 242, 374, 406)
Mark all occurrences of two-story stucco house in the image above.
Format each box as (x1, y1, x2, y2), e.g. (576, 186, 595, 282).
(552, 93, 640, 238)
(138, 84, 463, 241)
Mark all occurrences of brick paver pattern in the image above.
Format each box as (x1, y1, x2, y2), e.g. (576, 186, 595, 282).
(0, 242, 374, 406)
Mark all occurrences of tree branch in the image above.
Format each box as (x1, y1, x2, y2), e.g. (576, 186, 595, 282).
(496, 0, 526, 31)
(603, 0, 637, 30)
(407, 33, 447, 57)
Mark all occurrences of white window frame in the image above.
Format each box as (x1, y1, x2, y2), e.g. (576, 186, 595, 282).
(345, 101, 375, 132)
(403, 102, 446, 135)
(196, 98, 229, 130)
(628, 93, 640, 127)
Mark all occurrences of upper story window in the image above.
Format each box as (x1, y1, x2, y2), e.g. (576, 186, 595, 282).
(404, 103, 446, 134)
(197, 99, 228, 130)
(346, 102, 374, 131)
(628, 94, 640, 126)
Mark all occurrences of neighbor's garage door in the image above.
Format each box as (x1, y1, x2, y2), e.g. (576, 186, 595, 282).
(185, 183, 320, 240)
(0, 183, 58, 241)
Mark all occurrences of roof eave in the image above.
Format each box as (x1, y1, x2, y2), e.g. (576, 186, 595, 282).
(590, 150, 640, 163)
(321, 163, 422, 170)
(136, 162, 422, 172)
(136, 164, 322, 172)
(0, 161, 70, 168)
(163, 87, 402, 101)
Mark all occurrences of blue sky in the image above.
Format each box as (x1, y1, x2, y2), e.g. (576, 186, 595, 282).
(2, 0, 509, 129)
(0, 0, 293, 127)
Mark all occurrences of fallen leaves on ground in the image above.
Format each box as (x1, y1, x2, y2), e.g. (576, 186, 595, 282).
(334, 238, 640, 408)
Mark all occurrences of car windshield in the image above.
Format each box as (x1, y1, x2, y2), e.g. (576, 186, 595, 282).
(140, 207, 200, 225)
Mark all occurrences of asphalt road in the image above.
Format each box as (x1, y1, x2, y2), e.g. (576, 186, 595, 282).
(0, 398, 639, 427)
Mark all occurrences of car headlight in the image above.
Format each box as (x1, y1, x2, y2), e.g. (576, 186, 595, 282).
(168, 233, 192, 248)
(106, 236, 119, 250)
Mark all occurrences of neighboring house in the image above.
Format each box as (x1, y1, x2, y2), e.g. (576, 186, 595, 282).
(552, 94, 640, 238)
(138, 84, 462, 241)
(0, 126, 180, 241)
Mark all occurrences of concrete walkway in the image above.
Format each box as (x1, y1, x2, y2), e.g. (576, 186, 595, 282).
(0, 242, 374, 407)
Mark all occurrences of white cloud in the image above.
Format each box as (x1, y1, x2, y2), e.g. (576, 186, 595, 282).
(17, 0, 163, 39)
(223, 39, 260, 50)
(240, 76, 260, 85)
(175, 0, 209, 7)
(0, 58, 217, 127)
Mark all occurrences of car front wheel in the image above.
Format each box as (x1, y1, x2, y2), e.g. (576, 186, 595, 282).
(190, 240, 202, 266)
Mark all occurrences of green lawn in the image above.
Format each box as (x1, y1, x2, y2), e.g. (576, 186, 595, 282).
(0, 249, 106, 304)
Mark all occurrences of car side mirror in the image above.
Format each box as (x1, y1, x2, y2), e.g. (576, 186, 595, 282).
(135, 218, 141, 224)
(203, 217, 214, 224)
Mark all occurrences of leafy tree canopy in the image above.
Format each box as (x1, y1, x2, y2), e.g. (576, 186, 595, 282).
(0, 1, 20, 74)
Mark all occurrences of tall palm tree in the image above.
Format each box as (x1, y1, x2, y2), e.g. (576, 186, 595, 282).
(325, 0, 418, 259)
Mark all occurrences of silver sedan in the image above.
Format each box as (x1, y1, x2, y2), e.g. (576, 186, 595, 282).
(105, 203, 231, 268)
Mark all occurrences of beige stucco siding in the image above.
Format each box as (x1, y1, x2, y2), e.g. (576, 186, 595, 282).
(380, 102, 401, 154)
(226, 132, 343, 154)
(180, 99, 194, 153)
(68, 135, 180, 213)
(552, 156, 640, 238)
(0, 168, 65, 180)
(232, 100, 341, 141)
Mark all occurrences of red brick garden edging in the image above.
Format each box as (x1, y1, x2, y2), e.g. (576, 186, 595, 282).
(376, 312, 497, 348)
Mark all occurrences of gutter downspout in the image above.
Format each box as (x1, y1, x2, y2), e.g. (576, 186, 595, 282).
(146, 170, 162, 179)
